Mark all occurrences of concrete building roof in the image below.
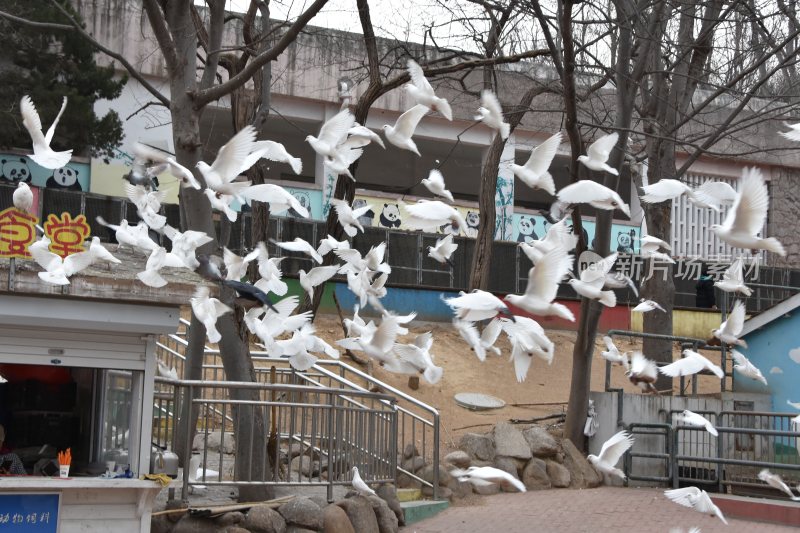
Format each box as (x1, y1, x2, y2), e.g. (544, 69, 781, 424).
(741, 292, 800, 336)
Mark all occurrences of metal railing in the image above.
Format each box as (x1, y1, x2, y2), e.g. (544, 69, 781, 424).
(621, 410, 800, 500)
(154, 318, 441, 498)
(154, 376, 396, 501)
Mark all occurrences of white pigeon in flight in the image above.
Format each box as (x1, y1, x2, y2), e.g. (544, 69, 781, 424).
(28, 236, 92, 285)
(633, 299, 666, 313)
(502, 316, 554, 381)
(731, 350, 767, 385)
(674, 410, 718, 436)
(639, 233, 674, 264)
(480, 318, 504, 357)
(712, 300, 747, 347)
(403, 200, 468, 235)
(557, 180, 630, 217)
(196, 126, 256, 198)
(241, 184, 310, 218)
(758, 469, 800, 500)
(518, 217, 578, 263)
(587, 430, 634, 480)
(568, 252, 618, 307)
(421, 169, 454, 202)
(329, 199, 371, 237)
(510, 132, 562, 195)
(779, 121, 800, 141)
(351, 466, 376, 496)
(393, 331, 444, 384)
(475, 89, 509, 140)
(428, 234, 458, 267)
(273, 237, 323, 263)
(204, 189, 238, 222)
(450, 466, 526, 492)
(714, 258, 752, 296)
(190, 286, 232, 344)
(664, 487, 728, 524)
(13, 182, 33, 212)
(660, 349, 724, 379)
(241, 140, 302, 175)
(131, 143, 202, 189)
(156, 359, 179, 380)
(453, 318, 486, 362)
(601, 336, 629, 371)
(95, 216, 159, 255)
(505, 246, 575, 321)
(317, 234, 350, 257)
(222, 247, 259, 281)
(339, 123, 385, 150)
(20, 95, 72, 169)
(162, 225, 213, 269)
(325, 146, 363, 180)
(382, 104, 429, 156)
(299, 265, 339, 301)
(627, 351, 659, 393)
(306, 108, 355, 158)
(577, 132, 619, 175)
(445, 289, 515, 322)
(640, 178, 736, 211)
(405, 59, 452, 121)
(136, 246, 171, 288)
(124, 182, 166, 229)
(710, 167, 786, 255)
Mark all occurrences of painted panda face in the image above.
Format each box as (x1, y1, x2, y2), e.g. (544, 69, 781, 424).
(382, 204, 400, 221)
(2, 158, 30, 182)
(465, 211, 479, 226)
(518, 217, 534, 234)
(52, 168, 78, 186)
(617, 233, 632, 247)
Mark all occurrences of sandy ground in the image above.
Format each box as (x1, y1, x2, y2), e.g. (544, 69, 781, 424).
(305, 314, 723, 454)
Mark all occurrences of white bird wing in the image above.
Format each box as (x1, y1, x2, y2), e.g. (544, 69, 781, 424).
(602, 335, 618, 355)
(318, 109, 355, 147)
(407, 59, 433, 93)
(524, 132, 562, 176)
(276, 239, 314, 254)
(723, 167, 769, 235)
(640, 179, 690, 203)
(335, 247, 364, 265)
(630, 351, 657, 379)
(404, 200, 457, 222)
(558, 180, 616, 204)
(480, 318, 503, 347)
(524, 246, 573, 302)
(211, 126, 256, 182)
(123, 182, 150, 209)
(659, 352, 707, 377)
(425, 169, 446, 191)
(304, 265, 339, 287)
(664, 486, 702, 509)
(723, 258, 745, 283)
(580, 252, 618, 285)
(597, 430, 634, 466)
(392, 104, 429, 138)
(481, 89, 503, 118)
(454, 319, 485, 361)
(723, 300, 746, 336)
(730, 349, 748, 367)
(371, 315, 401, 353)
(28, 240, 63, 273)
(62, 250, 94, 277)
(44, 96, 68, 145)
(586, 132, 619, 163)
(20, 96, 47, 147)
(693, 180, 737, 205)
(413, 331, 434, 351)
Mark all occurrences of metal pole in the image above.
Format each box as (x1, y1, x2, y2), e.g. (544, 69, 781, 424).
(433, 412, 440, 500)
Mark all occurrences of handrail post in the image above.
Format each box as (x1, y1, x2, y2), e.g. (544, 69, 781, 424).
(717, 422, 724, 493)
(327, 393, 335, 503)
(433, 412, 440, 500)
(672, 426, 679, 489)
(182, 383, 193, 499)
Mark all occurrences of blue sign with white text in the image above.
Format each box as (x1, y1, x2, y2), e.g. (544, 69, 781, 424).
(0, 493, 59, 532)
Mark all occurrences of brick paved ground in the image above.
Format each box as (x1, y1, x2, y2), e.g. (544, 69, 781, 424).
(407, 487, 797, 532)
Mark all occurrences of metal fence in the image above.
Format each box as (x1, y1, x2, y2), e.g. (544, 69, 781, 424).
(5, 183, 797, 312)
(623, 410, 800, 499)
(155, 318, 441, 498)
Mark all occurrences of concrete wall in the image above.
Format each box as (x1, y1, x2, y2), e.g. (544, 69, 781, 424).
(630, 308, 722, 340)
(737, 310, 800, 411)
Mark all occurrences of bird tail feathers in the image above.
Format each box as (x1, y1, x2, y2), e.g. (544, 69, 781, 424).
(762, 237, 786, 257)
(500, 122, 510, 140)
(599, 290, 617, 308)
(423, 365, 444, 385)
(137, 269, 168, 288)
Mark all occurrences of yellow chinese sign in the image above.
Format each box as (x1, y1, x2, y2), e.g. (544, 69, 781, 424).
(0, 207, 39, 259)
(43, 213, 91, 258)
(0, 209, 91, 260)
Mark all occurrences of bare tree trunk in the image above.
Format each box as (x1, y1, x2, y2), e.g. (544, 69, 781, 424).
(469, 138, 503, 290)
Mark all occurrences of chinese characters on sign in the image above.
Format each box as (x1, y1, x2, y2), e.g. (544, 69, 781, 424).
(0, 493, 59, 532)
(0, 210, 91, 260)
(613, 253, 761, 282)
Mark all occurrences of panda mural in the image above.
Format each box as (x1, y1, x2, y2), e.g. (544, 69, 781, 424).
(516, 216, 540, 243)
(379, 203, 401, 228)
(463, 210, 479, 238)
(0, 158, 33, 184)
(616, 228, 638, 254)
(46, 167, 83, 191)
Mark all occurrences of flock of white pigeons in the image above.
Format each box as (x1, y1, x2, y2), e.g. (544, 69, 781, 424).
(6, 55, 799, 525)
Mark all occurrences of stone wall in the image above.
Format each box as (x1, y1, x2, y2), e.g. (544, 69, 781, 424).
(767, 166, 800, 267)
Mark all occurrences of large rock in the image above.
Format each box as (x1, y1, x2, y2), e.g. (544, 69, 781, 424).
(375, 483, 404, 526)
(173, 515, 220, 533)
(336, 496, 379, 533)
(523, 426, 559, 458)
(458, 433, 495, 462)
(402, 444, 419, 460)
(290, 455, 316, 477)
(493, 456, 521, 479)
(151, 515, 172, 533)
(322, 505, 355, 533)
(367, 495, 399, 533)
(560, 438, 602, 489)
(417, 464, 451, 487)
(278, 497, 323, 530)
(396, 471, 422, 489)
(447, 477, 474, 499)
(493, 423, 533, 460)
(545, 460, 571, 488)
(221, 528, 250, 533)
(243, 505, 287, 533)
(422, 485, 452, 499)
(401, 456, 426, 473)
(192, 431, 236, 454)
(442, 450, 471, 469)
(286, 528, 316, 533)
(471, 481, 500, 495)
(521, 457, 551, 490)
(216, 512, 245, 527)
